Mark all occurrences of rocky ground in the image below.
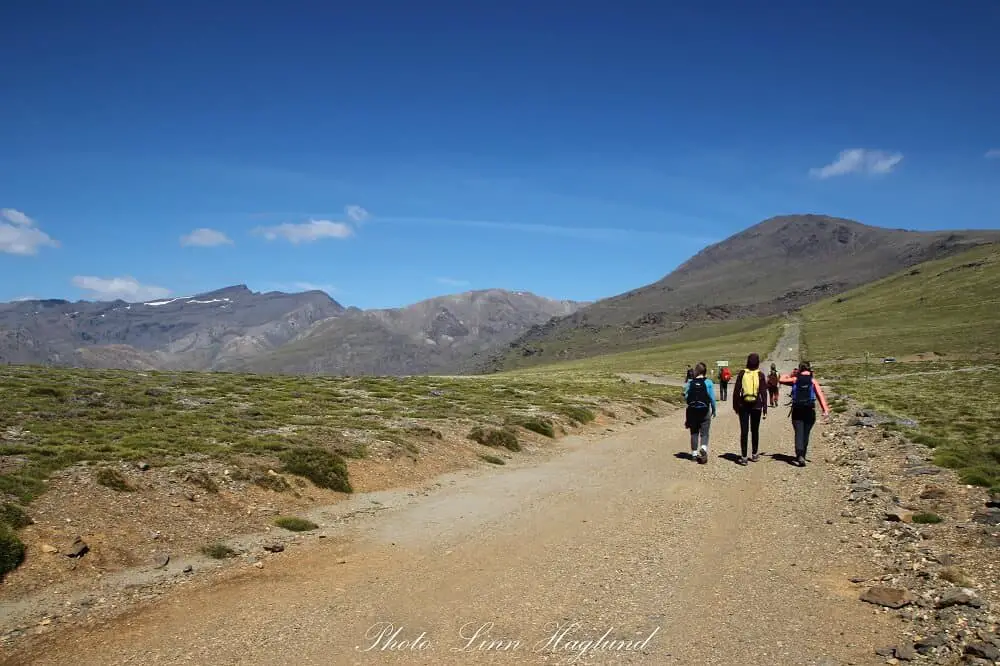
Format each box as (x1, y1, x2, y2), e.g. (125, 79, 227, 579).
(823, 398, 1000, 665)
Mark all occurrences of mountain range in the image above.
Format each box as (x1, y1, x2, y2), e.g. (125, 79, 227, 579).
(2, 214, 998, 376)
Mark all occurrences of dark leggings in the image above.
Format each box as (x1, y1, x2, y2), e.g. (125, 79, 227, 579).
(792, 408, 817, 459)
(738, 409, 762, 458)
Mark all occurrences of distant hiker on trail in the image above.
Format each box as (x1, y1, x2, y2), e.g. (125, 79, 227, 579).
(718, 365, 732, 401)
(732, 353, 768, 466)
(683, 362, 717, 464)
(778, 362, 830, 467)
(767, 363, 780, 407)
(685, 366, 695, 382)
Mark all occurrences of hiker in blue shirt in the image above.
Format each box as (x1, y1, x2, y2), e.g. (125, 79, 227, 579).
(683, 362, 717, 464)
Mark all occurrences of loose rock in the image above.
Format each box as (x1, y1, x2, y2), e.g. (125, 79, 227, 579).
(65, 537, 89, 559)
(860, 586, 914, 608)
(964, 642, 1000, 661)
(937, 587, 983, 609)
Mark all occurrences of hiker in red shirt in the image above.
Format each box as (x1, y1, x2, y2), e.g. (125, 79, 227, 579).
(766, 363, 780, 407)
(778, 362, 830, 467)
(717, 365, 732, 401)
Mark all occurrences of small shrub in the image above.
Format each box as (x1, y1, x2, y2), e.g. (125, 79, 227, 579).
(0, 524, 26, 580)
(479, 454, 505, 465)
(939, 566, 970, 586)
(332, 441, 369, 459)
(559, 405, 596, 425)
(0, 503, 33, 529)
(522, 417, 555, 438)
(274, 516, 318, 532)
(913, 512, 943, 524)
(200, 542, 236, 559)
(186, 470, 219, 493)
(95, 467, 134, 492)
(468, 426, 521, 451)
(253, 473, 291, 492)
(27, 386, 65, 400)
(279, 447, 352, 493)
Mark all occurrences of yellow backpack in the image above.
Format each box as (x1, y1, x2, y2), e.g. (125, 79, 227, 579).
(741, 370, 759, 403)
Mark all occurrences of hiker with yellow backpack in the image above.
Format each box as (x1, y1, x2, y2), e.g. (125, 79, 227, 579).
(732, 353, 768, 466)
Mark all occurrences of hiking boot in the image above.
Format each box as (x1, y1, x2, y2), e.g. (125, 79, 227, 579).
(698, 448, 708, 464)
(750, 453, 760, 463)
(738, 456, 749, 466)
(796, 456, 806, 467)
(690, 450, 699, 461)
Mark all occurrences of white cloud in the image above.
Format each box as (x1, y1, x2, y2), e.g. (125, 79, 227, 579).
(12, 295, 38, 302)
(0, 208, 60, 255)
(255, 219, 354, 244)
(809, 149, 904, 179)
(345, 205, 370, 223)
(180, 228, 233, 247)
(71, 276, 171, 302)
(986, 149, 1000, 159)
(436, 277, 470, 287)
(290, 281, 337, 293)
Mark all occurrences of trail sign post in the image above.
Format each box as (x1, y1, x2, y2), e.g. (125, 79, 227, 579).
(864, 351, 870, 381)
(716, 360, 728, 368)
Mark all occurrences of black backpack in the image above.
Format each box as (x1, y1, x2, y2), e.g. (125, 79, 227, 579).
(686, 377, 710, 407)
(685, 377, 711, 430)
(791, 373, 816, 408)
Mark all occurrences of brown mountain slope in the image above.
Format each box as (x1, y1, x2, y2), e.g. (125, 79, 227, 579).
(480, 214, 1000, 371)
(228, 289, 584, 375)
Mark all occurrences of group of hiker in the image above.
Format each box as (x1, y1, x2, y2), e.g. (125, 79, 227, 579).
(683, 354, 829, 467)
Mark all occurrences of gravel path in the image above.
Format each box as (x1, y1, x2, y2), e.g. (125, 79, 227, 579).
(10, 323, 898, 665)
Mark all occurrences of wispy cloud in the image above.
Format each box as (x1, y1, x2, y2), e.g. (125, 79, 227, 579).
(254, 219, 354, 244)
(809, 148, 904, 179)
(436, 277, 470, 287)
(180, 228, 233, 247)
(71, 276, 171, 302)
(0, 208, 60, 255)
(12, 295, 39, 302)
(986, 149, 1000, 159)
(345, 205, 370, 223)
(290, 281, 337, 293)
(376, 216, 715, 243)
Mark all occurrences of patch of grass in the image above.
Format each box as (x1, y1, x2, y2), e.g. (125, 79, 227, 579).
(0, 503, 33, 529)
(273, 516, 318, 532)
(185, 470, 219, 494)
(200, 542, 236, 559)
(521, 417, 555, 438)
(95, 467, 134, 492)
(0, 524, 26, 580)
(468, 426, 521, 452)
(279, 447, 352, 493)
(253, 473, 291, 492)
(559, 405, 596, 424)
(912, 512, 943, 524)
(479, 453, 505, 465)
(939, 566, 971, 586)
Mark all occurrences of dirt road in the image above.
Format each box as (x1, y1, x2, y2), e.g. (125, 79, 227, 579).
(9, 323, 896, 665)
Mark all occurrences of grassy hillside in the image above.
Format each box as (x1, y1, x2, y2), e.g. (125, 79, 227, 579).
(503, 318, 784, 379)
(802, 244, 1000, 490)
(801, 243, 1000, 361)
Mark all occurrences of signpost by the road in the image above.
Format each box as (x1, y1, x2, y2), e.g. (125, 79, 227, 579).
(716, 360, 729, 368)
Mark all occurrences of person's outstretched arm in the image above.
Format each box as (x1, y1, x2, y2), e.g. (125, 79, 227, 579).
(682, 380, 690, 401)
(778, 373, 795, 385)
(813, 378, 830, 416)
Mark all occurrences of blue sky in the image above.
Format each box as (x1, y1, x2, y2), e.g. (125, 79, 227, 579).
(1, 1, 998, 308)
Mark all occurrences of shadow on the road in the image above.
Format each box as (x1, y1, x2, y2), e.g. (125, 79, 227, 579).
(770, 453, 800, 466)
(673, 452, 696, 461)
(718, 452, 744, 465)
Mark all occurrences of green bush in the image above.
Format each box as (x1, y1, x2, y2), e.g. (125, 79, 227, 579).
(274, 516, 318, 532)
(468, 426, 521, 452)
(279, 447, 352, 493)
(200, 542, 236, 559)
(0, 524, 25, 580)
(95, 467, 134, 492)
(253, 473, 291, 492)
(912, 512, 943, 524)
(186, 470, 220, 493)
(0, 503, 33, 529)
(522, 417, 555, 438)
(559, 405, 596, 424)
